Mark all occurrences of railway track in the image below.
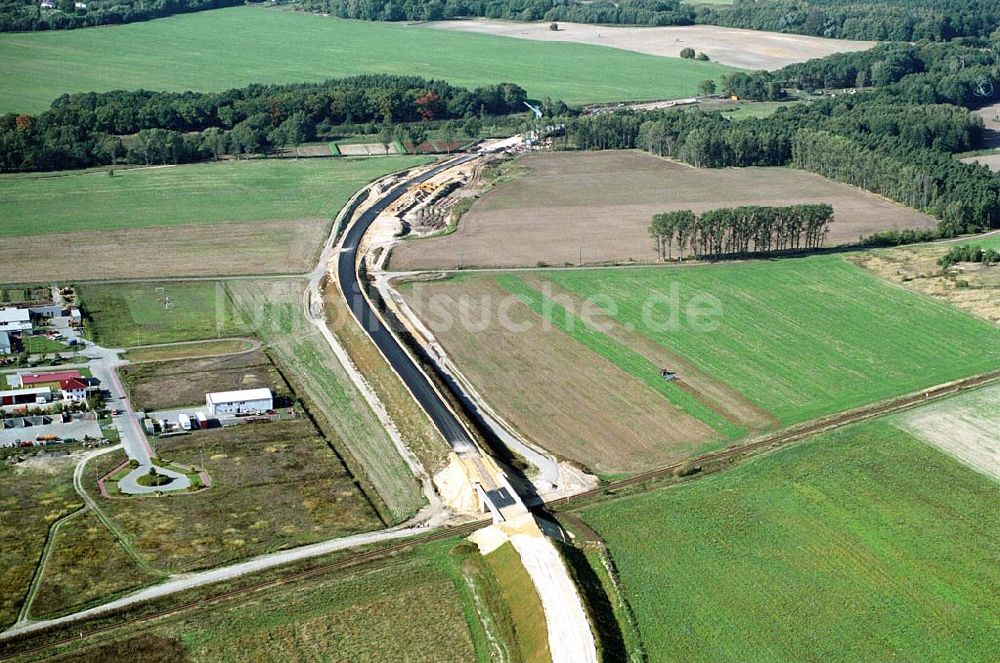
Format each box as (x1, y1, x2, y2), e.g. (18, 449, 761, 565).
(547, 368, 1000, 508)
(7, 368, 996, 660)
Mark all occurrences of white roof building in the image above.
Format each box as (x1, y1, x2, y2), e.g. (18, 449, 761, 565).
(205, 388, 273, 416)
(0, 307, 31, 334)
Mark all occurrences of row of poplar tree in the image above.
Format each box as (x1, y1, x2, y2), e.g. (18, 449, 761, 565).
(649, 205, 835, 261)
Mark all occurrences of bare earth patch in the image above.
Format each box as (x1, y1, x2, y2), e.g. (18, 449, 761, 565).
(391, 151, 934, 270)
(399, 276, 716, 475)
(850, 244, 1000, 324)
(0, 218, 326, 281)
(896, 384, 1000, 482)
(121, 349, 290, 412)
(420, 19, 874, 70)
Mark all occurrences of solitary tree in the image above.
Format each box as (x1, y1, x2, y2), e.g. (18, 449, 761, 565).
(680, 47, 696, 59)
(698, 79, 717, 96)
(549, 22, 559, 31)
(379, 122, 396, 156)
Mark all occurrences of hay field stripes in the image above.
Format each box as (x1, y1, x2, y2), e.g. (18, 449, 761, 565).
(578, 420, 1000, 662)
(398, 276, 721, 475)
(0, 6, 733, 114)
(541, 257, 1000, 426)
(495, 274, 744, 439)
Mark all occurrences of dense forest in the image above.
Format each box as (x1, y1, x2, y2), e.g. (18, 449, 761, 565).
(701, 0, 1000, 42)
(0, 0, 242, 32)
(297, 0, 696, 26)
(650, 205, 834, 260)
(568, 41, 1000, 237)
(295, 0, 1000, 41)
(0, 75, 527, 170)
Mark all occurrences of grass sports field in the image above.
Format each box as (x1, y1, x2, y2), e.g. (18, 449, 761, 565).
(390, 151, 935, 270)
(400, 255, 1000, 474)
(0, 7, 731, 115)
(78, 281, 250, 348)
(579, 420, 1000, 661)
(0, 157, 430, 281)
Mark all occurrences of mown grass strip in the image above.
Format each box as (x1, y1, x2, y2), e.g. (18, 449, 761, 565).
(495, 274, 744, 438)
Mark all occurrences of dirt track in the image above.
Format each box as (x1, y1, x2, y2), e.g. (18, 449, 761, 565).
(391, 151, 936, 270)
(420, 20, 874, 70)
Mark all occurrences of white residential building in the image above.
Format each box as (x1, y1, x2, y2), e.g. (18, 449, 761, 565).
(205, 388, 273, 416)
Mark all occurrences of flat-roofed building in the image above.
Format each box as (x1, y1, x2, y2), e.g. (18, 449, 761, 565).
(205, 388, 273, 416)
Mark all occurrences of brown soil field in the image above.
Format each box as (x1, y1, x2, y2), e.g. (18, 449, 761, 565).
(391, 151, 935, 270)
(517, 273, 778, 432)
(0, 219, 325, 282)
(399, 276, 719, 475)
(850, 242, 1000, 324)
(121, 349, 292, 412)
(421, 20, 874, 70)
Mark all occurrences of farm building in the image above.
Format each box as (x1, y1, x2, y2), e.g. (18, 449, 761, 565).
(205, 388, 273, 416)
(0, 387, 53, 406)
(0, 307, 31, 334)
(19, 370, 83, 389)
(0, 331, 11, 355)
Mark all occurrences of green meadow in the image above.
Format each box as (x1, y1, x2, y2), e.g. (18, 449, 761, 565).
(0, 157, 430, 237)
(581, 420, 1000, 662)
(534, 255, 1000, 425)
(0, 6, 732, 114)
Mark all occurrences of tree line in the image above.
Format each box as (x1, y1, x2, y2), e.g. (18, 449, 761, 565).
(699, 0, 1000, 42)
(0, 0, 243, 32)
(0, 75, 528, 171)
(297, 0, 697, 26)
(566, 40, 1000, 237)
(938, 244, 1000, 269)
(650, 204, 834, 261)
(294, 0, 999, 41)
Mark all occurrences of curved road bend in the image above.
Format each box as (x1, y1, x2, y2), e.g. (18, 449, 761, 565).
(338, 154, 479, 452)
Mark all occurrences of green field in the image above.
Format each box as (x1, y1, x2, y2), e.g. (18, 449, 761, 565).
(0, 157, 430, 238)
(533, 255, 1000, 425)
(580, 421, 1000, 661)
(0, 7, 732, 114)
(20, 540, 488, 663)
(0, 459, 81, 629)
(78, 281, 250, 347)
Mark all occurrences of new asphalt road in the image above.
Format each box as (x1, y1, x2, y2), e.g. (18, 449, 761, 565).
(337, 154, 479, 451)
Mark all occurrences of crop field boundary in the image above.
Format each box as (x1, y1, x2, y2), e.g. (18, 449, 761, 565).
(546, 369, 1000, 510)
(4, 369, 997, 660)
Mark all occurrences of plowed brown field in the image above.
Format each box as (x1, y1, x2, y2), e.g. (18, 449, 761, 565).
(390, 151, 935, 271)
